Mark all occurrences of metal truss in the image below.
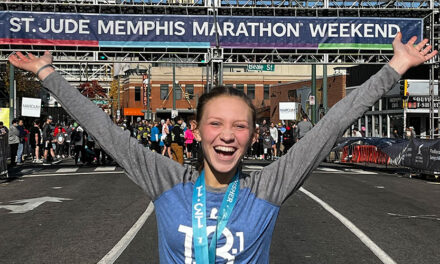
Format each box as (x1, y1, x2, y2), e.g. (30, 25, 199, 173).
(0, 0, 436, 9)
(0, 1, 438, 76)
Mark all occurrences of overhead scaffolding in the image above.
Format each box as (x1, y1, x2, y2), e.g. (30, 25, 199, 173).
(0, 0, 439, 136)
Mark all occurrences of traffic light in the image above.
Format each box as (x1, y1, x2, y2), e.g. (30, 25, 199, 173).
(400, 79, 408, 100)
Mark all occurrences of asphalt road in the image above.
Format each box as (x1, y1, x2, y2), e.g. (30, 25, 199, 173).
(0, 161, 439, 264)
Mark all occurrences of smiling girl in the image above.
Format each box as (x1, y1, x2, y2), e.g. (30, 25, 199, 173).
(8, 33, 437, 263)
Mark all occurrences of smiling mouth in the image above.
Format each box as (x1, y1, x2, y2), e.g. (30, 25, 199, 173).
(214, 146, 236, 156)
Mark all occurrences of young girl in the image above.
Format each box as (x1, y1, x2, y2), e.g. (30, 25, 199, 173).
(8, 33, 436, 263)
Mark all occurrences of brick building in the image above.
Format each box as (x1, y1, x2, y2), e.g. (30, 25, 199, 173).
(270, 74, 346, 124)
(118, 64, 342, 122)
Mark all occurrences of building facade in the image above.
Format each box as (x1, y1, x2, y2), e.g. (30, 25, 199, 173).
(119, 64, 341, 122)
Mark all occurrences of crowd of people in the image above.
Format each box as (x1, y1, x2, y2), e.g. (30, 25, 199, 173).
(1, 113, 316, 168)
(249, 116, 313, 160)
(3, 115, 112, 166)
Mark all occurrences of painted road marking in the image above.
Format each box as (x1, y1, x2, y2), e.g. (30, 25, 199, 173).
(0, 196, 72, 214)
(343, 169, 378, 175)
(300, 187, 396, 264)
(56, 168, 79, 173)
(243, 165, 264, 170)
(316, 167, 341, 172)
(98, 202, 155, 264)
(22, 171, 123, 178)
(94, 166, 117, 172)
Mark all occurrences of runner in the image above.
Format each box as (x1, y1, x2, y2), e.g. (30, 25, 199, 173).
(8, 33, 436, 263)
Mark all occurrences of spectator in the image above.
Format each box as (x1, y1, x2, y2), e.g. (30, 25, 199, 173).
(29, 119, 43, 163)
(297, 115, 313, 140)
(170, 116, 185, 165)
(352, 128, 363, 137)
(150, 121, 161, 153)
(16, 118, 27, 165)
(42, 116, 60, 165)
(391, 129, 400, 139)
(269, 122, 278, 158)
(54, 123, 67, 158)
(184, 121, 195, 159)
(8, 119, 20, 167)
(0, 121, 8, 135)
(71, 123, 85, 165)
(262, 130, 274, 160)
(161, 118, 172, 158)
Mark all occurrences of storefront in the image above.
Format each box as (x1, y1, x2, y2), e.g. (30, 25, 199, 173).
(349, 80, 439, 138)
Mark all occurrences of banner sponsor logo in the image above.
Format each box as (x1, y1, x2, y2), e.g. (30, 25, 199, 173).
(0, 11, 423, 49)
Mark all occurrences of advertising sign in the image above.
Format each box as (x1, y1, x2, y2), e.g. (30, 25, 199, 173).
(0, 11, 423, 50)
(279, 102, 300, 120)
(0, 108, 9, 127)
(21, 97, 41, 117)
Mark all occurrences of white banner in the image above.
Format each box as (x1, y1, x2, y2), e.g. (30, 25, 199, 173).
(21, 97, 41, 117)
(279, 102, 299, 120)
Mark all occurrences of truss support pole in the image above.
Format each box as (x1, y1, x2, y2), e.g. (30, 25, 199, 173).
(429, 64, 435, 138)
(173, 63, 176, 110)
(323, 64, 328, 115)
(9, 64, 15, 123)
(311, 64, 317, 124)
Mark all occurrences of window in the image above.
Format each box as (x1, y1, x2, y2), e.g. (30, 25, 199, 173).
(236, 84, 244, 93)
(247, 84, 255, 99)
(135, 86, 141, 101)
(175, 84, 182, 100)
(185, 84, 194, 99)
(160, 84, 169, 100)
(225, 84, 233, 89)
(264, 84, 270, 99)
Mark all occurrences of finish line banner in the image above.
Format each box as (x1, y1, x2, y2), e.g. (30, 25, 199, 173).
(0, 11, 423, 50)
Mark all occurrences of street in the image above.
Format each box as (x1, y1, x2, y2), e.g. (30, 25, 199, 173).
(0, 160, 439, 264)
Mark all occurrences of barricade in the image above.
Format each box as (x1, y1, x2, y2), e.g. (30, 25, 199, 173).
(0, 133, 8, 177)
(341, 144, 390, 165)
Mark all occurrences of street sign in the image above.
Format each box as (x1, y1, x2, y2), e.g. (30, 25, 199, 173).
(0, 196, 72, 214)
(247, 64, 275, 72)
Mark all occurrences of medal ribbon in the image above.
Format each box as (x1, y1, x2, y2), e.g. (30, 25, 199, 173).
(192, 170, 240, 264)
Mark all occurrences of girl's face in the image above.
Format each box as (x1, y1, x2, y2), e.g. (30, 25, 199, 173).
(198, 95, 253, 175)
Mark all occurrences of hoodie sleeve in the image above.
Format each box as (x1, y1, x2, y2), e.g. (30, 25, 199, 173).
(42, 72, 188, 200)
(246, 64, 401, 206)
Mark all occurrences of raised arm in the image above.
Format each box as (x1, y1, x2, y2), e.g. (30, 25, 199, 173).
(252, 33, 437, 205)
(9, 51, 188, 200)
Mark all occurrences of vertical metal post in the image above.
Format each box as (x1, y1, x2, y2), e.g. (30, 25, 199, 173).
(147, 66, 151, 120)
(365, 115, 369, 136)
(387, 114, 390, 138)
(117, 75, 120, 119)
(206, 63, 210, 93)
(379, 100, 383, 137)
(311, 64, 316, 124)
(210, 60, 214, 91)
(9, 63, 14, 123)
(429, 64, 435, 138)
(173, 63, 176, 110)
(322, 64, 328, 114)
